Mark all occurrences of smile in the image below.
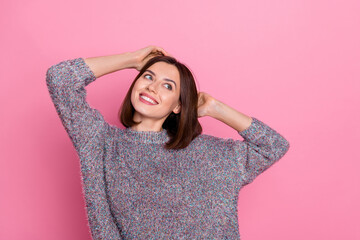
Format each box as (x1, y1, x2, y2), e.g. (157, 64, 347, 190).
(139, 94, 158, 105)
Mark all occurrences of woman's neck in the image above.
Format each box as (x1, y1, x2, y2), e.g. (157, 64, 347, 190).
(131, 113, 165, 132)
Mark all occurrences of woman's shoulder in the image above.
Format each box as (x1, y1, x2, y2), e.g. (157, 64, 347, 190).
(181, 133, 241, 161)
(190, 132, 240, 148)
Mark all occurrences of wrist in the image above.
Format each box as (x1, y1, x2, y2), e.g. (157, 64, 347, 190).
(208, 99, 224, 120)
(123, 52, 139, 70)
(212, 100, 253, 132)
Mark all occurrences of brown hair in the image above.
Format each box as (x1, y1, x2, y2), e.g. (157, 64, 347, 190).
(119, 55, 202, 149)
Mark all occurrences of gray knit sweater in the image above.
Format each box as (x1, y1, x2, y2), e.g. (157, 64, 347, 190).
(46, 57, 290, 240)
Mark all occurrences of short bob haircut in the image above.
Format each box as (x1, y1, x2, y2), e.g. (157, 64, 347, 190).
(119, 55, 202, 150)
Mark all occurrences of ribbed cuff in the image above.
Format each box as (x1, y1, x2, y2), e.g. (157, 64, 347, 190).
(70, 57, 97, 86)
(238, 117, 265, 142)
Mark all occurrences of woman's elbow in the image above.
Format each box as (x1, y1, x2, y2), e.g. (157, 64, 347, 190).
(274, 138, 290, 161)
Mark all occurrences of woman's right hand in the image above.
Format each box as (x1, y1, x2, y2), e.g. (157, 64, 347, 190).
(131, 45, 172, 71)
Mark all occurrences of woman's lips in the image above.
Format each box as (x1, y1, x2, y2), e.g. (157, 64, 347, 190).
(139, 93, 158, 105)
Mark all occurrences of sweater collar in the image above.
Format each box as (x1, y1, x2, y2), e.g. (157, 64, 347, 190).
(122, 127, 170, 144)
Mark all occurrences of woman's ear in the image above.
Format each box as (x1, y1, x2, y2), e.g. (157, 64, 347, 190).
(173, 102, 181, 114)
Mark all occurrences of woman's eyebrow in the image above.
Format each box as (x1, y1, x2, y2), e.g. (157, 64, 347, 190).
(145, 69, 177, 88)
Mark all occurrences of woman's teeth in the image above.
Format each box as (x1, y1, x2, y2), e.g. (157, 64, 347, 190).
(140, 95, 157, 104)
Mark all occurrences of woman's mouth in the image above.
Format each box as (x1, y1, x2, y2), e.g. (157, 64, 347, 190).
(139, 94, 158, 105)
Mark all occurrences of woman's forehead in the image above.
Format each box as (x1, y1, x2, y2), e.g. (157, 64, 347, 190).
(147, 62, 180, 82)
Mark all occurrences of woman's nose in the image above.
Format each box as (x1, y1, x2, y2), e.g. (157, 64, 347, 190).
(147, 81, 159, 93)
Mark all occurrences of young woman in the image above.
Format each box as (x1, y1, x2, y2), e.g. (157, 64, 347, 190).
(46, 46, 290, 239)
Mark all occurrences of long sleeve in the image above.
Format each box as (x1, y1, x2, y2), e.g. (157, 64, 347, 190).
(237, 117, 290, 185)
(219, 117, 290, 189)
(46, 58, 122, 239)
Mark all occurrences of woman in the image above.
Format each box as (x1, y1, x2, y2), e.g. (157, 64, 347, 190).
(46, 46, 290, 239)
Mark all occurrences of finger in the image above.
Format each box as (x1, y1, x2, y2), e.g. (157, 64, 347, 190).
(149, 49, 164, 57)
(155, 47, 172, 57)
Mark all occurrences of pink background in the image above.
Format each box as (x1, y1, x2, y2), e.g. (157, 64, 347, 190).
(1, 0, 359, 239)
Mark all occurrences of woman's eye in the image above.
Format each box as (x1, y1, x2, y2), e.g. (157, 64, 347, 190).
(144, 74, 152, 80)
(164, 84, 172, 90)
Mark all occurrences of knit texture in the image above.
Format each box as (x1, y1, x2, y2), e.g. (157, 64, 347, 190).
(46, 58, 290, 240)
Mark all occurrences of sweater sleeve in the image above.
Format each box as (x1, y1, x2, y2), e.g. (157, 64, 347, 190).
(46, 58, 123, 239)
(226, 117, 290, 188)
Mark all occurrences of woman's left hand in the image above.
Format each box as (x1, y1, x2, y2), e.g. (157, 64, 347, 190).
(197, 92, 218, 118)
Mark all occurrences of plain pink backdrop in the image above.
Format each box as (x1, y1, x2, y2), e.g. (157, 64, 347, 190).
(1, 0, 359, 239)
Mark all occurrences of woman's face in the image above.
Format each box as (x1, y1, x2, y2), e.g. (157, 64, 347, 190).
(130, 61, 181, 124)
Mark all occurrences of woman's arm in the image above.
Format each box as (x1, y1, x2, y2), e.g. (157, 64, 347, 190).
(46, 46, 171, 239)
(197, 92, 253, 132)
(84, 45, 171, 78)
(46, 58, 123, 239)
(197, 92, 290, 187)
